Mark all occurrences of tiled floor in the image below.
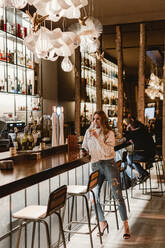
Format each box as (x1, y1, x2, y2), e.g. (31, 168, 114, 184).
(66, 166, 165, 248)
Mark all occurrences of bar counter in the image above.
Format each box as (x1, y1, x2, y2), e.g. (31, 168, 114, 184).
(0, 145, 90, 199)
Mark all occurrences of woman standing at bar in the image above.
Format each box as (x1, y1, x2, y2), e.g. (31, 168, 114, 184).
(82, 110, 130, 239)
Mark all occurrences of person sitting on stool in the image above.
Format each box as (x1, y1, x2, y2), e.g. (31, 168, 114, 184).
(125, 119, 155, 183)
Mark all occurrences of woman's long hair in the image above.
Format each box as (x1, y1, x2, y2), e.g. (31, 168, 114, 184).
(93, 110, 111, 136)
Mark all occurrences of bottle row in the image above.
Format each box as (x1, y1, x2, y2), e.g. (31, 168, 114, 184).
(85, 92, 118, 105)
(102, 96, 118, 105)
(0, 79, 34, 95)
(0, 7, 30, 39)
(14, 123, 41, 151)
(102, 65, 118, 78)
(80, 103, 118, 126)
(81, 75, 118, 92)
(81, 58, 118, 79)
(102, 80, 118, 91)
(81, 54, 96, 71)
(102, 58, 118, 78)
(81, 75, 96, 87)
(0, 68, 35, 95)
(0, 36, 33, 68)
(0, 21, 28, 39)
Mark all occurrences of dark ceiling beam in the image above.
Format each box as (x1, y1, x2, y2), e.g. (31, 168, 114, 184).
(105, 44, 165, 50)
(103, 24, 165, 35)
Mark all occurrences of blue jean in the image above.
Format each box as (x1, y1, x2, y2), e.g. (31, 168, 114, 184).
(127, 153, 148, 176)
(115, 149, 136, 179)
(91, 159, 128, 222)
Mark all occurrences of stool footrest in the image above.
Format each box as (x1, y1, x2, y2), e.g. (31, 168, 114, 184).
(64, 222, 97, 235)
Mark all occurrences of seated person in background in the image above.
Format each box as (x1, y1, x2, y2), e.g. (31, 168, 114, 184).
(125, 119, 155, 183)
(155, 118, 162, 145)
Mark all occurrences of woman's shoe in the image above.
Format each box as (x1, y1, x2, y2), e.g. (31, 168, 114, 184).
(97, 222, 109, 236)
(123, 221, 130, 239)
(123, 233, 131, 239)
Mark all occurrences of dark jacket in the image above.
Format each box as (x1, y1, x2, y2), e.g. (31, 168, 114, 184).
(125, 127, 155, 159)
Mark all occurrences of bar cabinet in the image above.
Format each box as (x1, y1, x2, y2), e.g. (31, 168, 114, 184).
(0, 6, 42, 125)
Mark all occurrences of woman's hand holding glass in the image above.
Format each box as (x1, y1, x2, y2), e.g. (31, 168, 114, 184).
(89, 128, 98, 138)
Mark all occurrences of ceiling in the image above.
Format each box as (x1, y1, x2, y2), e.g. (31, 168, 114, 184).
(91, 0, 165, 79)
(25, 1, 165, 79)
(93, 0, 165, 25)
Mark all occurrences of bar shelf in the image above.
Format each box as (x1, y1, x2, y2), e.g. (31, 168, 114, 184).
(0, 6, 42, 125)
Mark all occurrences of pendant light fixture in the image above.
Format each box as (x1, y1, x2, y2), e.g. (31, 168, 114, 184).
(61, 56, 73, 72)
(11, 0, 27, 9)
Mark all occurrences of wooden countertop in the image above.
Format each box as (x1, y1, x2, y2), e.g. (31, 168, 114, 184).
(0, 147, 90, 199)
(0, 140, 131, 199)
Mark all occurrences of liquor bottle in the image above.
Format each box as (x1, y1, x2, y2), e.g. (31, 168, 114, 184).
(8, 75, 12, 92)
(2, 49, 6, 61)
(17, 24, 21, 38)
(81, 55, 85, 66)
(13, 128, 21, 150)
(27, 80, 32, 95)
(24, 27, 27, 38)
(28, 129, 34, 150)
(22, 127, 29, 150)
(107, 80, 110, 90)
(17, 79, 21, 93)
(0, 13, 4, 31)
(22, 79, 26, 94)
(9, 50, 14, 64)
(0, 49, 2, 60)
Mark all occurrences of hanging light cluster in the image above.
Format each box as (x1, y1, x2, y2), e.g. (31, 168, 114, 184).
(1, 0, 103, 72)
(27, 0, 88, 22)
(0, 0, 27, 8)
(145, 73, 163, 100)
(24, 26, 80, 71)
(69, 16, 102, 53)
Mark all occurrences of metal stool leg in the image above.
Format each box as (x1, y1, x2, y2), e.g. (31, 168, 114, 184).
(57, 199, 67, 247)
(83, 195, 93, 248)
(68, 196, 75, 242)
(56, 212, 66, 248)
(31, 222, 36, 248)
(149, 169, 152, 200)
(40, 220, 51, 248)
(16, 220, 24, 248)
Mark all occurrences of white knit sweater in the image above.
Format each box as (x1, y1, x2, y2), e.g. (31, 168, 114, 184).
(82, 127, 115, 163)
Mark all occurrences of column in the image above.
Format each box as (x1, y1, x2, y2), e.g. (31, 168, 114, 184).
(138, 23, 146, 123)
(162, 54, 165, 173)
(74, 48, 81, 136)
(96, 52, 102, 111)
(116, 25, 124, 137)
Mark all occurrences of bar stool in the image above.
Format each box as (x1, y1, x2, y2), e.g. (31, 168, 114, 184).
(102, 179, 119, 230)
(146, 155, 164, 196)
(13, 185, 67, 248)
(132, 157, 164, 198)
(64, 170, 102, 248)
(130, 158, 152, 200)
